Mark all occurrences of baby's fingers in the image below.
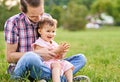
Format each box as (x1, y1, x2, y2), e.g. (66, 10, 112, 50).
(63, 43, 70, 49)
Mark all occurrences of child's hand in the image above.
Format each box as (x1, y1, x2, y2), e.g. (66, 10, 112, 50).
(58, 43, 70, 52)
(54, 42, 70, 59)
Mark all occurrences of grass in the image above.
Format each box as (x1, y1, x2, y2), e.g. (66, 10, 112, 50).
(0, 26, 120, 82)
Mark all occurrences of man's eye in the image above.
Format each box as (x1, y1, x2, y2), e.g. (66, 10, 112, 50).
(30, 16, 35, 18)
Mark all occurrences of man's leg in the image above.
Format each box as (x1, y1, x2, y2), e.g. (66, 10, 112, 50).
(11, 52, 52, 81)
(64, 54, 86, 74)
(11, 52, 86, 81)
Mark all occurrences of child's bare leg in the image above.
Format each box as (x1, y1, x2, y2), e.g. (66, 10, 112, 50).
(51, 62, 61, 82)
(64, 69, 73, 82)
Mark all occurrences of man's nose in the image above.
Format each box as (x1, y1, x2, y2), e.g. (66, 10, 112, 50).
(36, 16, 41, 21)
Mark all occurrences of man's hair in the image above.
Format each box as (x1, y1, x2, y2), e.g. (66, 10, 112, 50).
(37, 18, 57, 37)
(20, 0, 42, 13)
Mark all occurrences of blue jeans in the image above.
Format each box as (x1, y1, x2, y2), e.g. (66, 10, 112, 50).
(11, 52, 86, 82)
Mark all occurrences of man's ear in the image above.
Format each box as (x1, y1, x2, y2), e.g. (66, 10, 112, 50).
(19, 6, 22, 12)
(19, 5, 27, 13)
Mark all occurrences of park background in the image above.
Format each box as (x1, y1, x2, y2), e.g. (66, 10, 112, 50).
(0, 0, 120, 82)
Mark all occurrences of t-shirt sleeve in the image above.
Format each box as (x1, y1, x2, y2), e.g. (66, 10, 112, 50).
(4, 19, 18, 44)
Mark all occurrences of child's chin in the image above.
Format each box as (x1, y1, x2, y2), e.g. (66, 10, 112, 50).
(47, 40, 52, 43)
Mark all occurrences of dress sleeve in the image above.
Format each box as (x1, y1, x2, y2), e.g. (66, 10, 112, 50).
(31, 38, 46, 50)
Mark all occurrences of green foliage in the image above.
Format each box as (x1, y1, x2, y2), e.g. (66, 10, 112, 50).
(1, 0, 120, 32)
(111, 0, 120, 25)
(91, 0, 114, 15)
(0, 1, 19, 31)
(75, 0, 96, 9)
(45, 0, 69, 6)
(67, 0, 120, 26)
(49, 5, 63, 27)
(61, 1, 88, 31)
(91, 0, 120, 26)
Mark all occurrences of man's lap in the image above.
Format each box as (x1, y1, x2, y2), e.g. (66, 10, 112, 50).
(10, 52, 86, 81)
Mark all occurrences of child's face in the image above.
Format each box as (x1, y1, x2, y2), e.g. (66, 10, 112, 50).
(38, 24, 56, 42)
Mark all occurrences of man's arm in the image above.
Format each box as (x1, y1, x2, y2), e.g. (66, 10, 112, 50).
(6, 43, 24, 63)
(33, 45, 55, 61)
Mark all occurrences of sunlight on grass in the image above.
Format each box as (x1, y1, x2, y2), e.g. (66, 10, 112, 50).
(0, 27, 120, 82)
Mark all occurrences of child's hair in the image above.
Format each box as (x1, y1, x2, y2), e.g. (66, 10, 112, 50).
(37, 17, 57, 37)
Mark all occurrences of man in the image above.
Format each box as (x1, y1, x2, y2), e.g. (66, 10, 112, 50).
(4, 0, 86, 81)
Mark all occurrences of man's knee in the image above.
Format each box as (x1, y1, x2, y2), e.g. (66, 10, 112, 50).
(77, 54, 87, 66)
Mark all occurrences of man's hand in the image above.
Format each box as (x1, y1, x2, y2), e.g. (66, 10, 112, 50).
(34, 47, 56, 61)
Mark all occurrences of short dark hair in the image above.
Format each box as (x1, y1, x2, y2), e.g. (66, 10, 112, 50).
(20, 0, 42, 13)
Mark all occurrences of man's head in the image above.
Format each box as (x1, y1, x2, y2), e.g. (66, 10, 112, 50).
(20, 0, 44, 23)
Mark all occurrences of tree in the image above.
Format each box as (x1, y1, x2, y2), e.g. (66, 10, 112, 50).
(91, 0, 120, 26)
(0, 0, 19, 31)
(49, 5, 63, 27)
(112, 0, 120, 25)
(74, 0, 96, 9)
(91, 0, 114, 15)
(61, 1, 88, 31)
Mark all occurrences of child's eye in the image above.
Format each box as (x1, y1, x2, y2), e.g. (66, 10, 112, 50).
(47, 30, 50, 32)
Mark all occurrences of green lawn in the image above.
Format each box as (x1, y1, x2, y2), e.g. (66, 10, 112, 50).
(0, 26, 120, 82)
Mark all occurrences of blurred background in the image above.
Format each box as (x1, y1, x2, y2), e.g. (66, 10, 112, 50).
(0, 0, 120, 31)
(0, 0, 120, 82)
